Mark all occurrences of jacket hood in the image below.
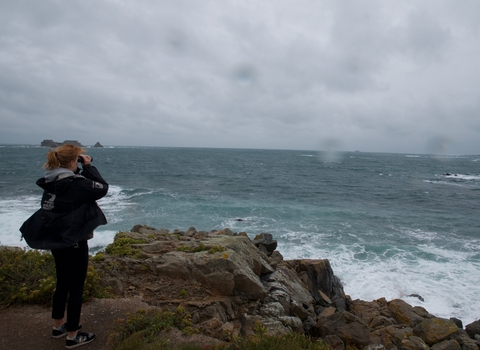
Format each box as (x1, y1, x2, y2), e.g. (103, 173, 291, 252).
(44, 168, 75, 183)
(37, 168, 75, 191)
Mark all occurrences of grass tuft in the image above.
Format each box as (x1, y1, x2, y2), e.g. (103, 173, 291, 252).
(108, 307, 199, 349)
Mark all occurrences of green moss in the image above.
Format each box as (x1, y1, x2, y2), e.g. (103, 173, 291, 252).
(105, 232, 147, 258)
(208, 245, 226, 254)
(177, 243, 219, 254)
(176, 245, 191, 252)
(190, 243, 207, 253)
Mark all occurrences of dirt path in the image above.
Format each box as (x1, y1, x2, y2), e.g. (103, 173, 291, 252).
(0, 298, 150, 350)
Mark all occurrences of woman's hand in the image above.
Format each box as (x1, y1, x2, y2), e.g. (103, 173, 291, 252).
(79, 154, 92, 165)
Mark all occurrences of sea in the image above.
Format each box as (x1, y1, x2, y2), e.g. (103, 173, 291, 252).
(1, 145, 479, 325)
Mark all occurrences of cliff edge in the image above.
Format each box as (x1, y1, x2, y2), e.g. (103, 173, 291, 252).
(89, 225, 480, 349)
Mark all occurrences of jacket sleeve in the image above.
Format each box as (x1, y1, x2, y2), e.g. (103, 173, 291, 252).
(80, 164, 108, 185)
(75, 165, 109, 201)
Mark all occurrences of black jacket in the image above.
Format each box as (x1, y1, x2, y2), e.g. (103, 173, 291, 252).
(20, 164, 108, 250)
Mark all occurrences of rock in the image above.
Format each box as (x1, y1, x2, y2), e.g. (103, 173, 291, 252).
(288, 259, 346, 309)
(262, 265, 316, 320)
(40, 139, 84, 147)
(466, 320, 480, 339)
(413, 318, 459, 345)
(324, 334, 345, 350)
(450, 329, 480, 350)
(369, 315, 394, 329)
(401, 335, 430, 350)
(431, 339, 461, 350)
(350, 298, 388, 326)
(372, 324, 414, 348)
(89, 226, 479, 348)
(314, 310, 371, 347)
(40, 139, 58, 147)
(450, 317, 463, 329)
(93, 141, 104, 147)
(252, 233, 277, 256)
(407, 294, 425, 302)
(388, 299, 431, 327)
(318, 306, 336, 319)
(303, 316, 316, 333)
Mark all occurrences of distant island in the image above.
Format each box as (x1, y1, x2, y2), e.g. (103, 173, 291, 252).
(40, 140, 103, 148)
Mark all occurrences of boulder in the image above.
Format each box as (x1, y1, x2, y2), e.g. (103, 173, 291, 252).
(388, 299, 431, 327)
(287, 259, 347, 309)
(431, 339, 461, 350)
(252, 233, 277, 256)
(413, 318, 459, 345)
(324, 334, 345, 350)
(372, 324, 414, 348)
(314, 310, 371, 347)
(449, 329, 480, 350)
(401, 335, 430, 350)
(466, 320, 480, 339)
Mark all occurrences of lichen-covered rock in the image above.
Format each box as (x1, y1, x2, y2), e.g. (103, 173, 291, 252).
(401, 335, 430, 350)
(388, 299, 432, 327)
(413, 318, 459, 346)
(431, 339, 461, 350)
(373, 324, 414, 348)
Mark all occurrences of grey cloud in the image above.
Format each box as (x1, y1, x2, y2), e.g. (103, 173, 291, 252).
(1, 0, 479, 154)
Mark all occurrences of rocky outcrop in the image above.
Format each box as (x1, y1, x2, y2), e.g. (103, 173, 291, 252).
(93, 142, 103, 148)
(92, 225, 480, 349)
(40, 139, 88, 147)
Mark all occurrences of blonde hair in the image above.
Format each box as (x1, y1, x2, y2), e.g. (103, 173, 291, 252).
(43, 144, 85, 170)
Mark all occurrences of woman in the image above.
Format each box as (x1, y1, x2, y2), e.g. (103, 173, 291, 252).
(36, 144, 108, 348)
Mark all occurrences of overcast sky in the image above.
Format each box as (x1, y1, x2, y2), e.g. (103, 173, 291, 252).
(1, 1, 479, 154)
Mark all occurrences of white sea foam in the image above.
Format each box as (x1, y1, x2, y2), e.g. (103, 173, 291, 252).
(0, 195, 39, 247)
(441, 173, 480, 181)
(89, 229, 118, 252)
(278, 238, 480, 325)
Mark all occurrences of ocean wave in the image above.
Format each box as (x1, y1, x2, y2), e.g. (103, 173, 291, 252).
(0, 195, 39, 247)
(441, 173, 480, 181)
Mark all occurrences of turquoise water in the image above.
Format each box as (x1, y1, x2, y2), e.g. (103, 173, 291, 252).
(1, 145, 479, 323)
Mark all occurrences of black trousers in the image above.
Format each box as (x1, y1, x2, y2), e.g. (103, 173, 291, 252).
(51, 240, 89, 332)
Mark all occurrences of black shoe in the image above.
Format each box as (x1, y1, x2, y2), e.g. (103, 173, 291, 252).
(52, 323, 83, 338)
(65, 332, 96, 348)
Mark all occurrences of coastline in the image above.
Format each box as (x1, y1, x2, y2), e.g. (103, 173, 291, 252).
(4, 225, 479, 349)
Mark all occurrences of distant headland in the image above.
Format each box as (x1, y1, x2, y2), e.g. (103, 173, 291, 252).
(40, 139, 103, 148)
